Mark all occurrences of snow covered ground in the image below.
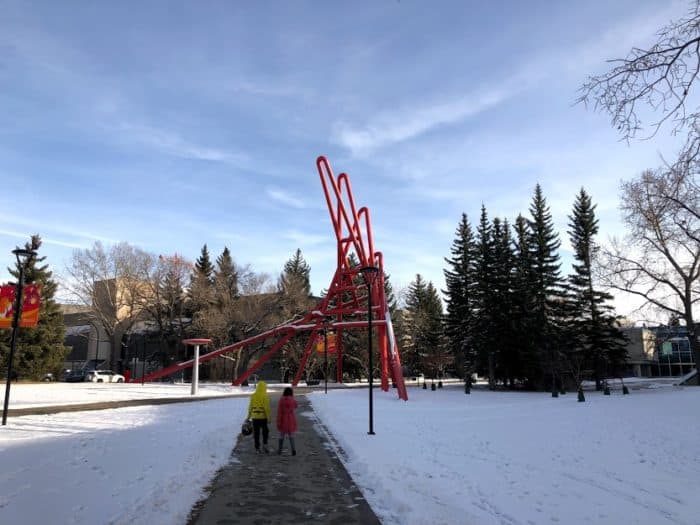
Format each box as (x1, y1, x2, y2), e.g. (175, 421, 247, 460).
(0, 383, 254, 524)
(309, 382, 700, 525)
(3, 381, 249, 409)
(1, 380, 698, 524)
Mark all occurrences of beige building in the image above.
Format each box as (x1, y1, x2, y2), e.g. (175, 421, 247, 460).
(621, 327, 657, 377)
(62, 277, 154, 372)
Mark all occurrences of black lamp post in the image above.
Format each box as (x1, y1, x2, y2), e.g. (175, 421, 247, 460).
(360, 265, 379, 436)
(93, 327, 100, 373)
(322, 327, 328, 394)
(2, 248, 36, 426)
(141, 339, 146, 385)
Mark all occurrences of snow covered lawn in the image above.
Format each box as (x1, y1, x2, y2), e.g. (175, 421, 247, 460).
(0, 383, 254, 524)
(2, 381, 249, 409)
(309, 384, 700, 525)
(1, 381, 698, 525)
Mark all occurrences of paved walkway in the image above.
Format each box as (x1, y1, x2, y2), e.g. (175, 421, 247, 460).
(188, 395, 381, 525)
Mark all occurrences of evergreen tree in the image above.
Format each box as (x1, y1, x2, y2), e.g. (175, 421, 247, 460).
(279, 248, 311, 299)
(512, 214, 538, 387)
(189, 245, 214, 309)
(404, 275, 445, 380)
(528, 184, 565, 392)
(403, 274, 428, 375)
(443, 213, 477, 380)
(472, 205, 497, 385)
(279, 249, 314, 379)
(566, 189, 628, 390)
(424, 281, 449, 381)
(195, 244, 214, 282)
(0, 235, 69, 379)
(188, 245, 215, 340)
(214, 247, 239, 307)
(491, 217, 518, 386)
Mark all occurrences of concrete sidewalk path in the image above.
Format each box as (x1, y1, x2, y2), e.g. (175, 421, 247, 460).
(188, 395, 381, 525)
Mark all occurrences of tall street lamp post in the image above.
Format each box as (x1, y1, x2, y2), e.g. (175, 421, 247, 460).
(322, 327, 328, 394)
(2, 248, 36, 426)
(360, 265, 379, 436)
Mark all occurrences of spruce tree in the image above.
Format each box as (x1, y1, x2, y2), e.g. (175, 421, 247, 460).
(188, 245, 215, 339)
(214, 247, 239, 307)
(424, 281, 448, 381)
(0, 235, 69, 379)
(404, 275, 445, 380)
(189, 245, 214, 308)
(279, 249, 311, 298)
(443, 213, 477, 381)
(491, 217, 518, 386)
(567, 189, 628, 390)
(472, 205, 496, 385)
(512, 214, 538, 387)
(195, 244, 214, 282)
(278, 249, 314, 379)
(528, 184, 565, 392)
(403, 274, 429, 375)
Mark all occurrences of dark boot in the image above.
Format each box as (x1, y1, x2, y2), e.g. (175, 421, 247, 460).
(290, 437, 296, 456)
(277, 438, 283, 455)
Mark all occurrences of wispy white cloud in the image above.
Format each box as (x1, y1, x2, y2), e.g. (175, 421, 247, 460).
(0, 229, 87, 249)
(330, 3, 679, 160)
(282, 229, 329, 246)
(229, 79, 313, 100)
(332, 86, 518, 156)
(107, 120, 249, 166)
(265, 187, 307, 209)
(563, 2, 679, 76)
(213, 231, 249, 243)
(0, 213, 120, 246)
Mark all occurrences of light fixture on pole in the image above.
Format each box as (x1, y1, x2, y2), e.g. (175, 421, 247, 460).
(322, 327, 328, 394)
(360, 265, 379, 436)
(2, 248, 36, 426)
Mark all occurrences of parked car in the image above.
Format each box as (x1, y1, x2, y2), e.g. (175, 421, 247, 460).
(86, 370, 125, 383)
(41, 373, 55, 382)
(64, 370, 87, 382)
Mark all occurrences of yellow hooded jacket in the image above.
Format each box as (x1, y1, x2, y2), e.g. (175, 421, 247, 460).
(247, 381, 271, 421)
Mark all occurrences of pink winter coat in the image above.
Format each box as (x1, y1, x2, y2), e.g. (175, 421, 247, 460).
(276, 396, 298, 433)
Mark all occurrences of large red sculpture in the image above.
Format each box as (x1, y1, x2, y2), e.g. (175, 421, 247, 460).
(141, 156, 408, 400)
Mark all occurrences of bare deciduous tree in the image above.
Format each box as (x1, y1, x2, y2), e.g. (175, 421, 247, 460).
(64, 242, 155, 368)
(598, 167, 700, 371)
(140, 254, 192, 364)
(579, 2, 700, 159)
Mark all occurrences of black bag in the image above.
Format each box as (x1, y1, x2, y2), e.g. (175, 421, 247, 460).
(241, 419, 253, 436)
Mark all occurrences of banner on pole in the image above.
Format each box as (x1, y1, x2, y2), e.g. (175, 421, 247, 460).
(0, 284, 41, 329)
(315, 331, 336, 354)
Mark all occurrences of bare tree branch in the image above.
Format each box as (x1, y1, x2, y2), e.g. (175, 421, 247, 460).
(579, 2, 700, 158)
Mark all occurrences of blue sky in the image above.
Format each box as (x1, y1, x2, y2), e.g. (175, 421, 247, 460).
(0, 0, 689, 315)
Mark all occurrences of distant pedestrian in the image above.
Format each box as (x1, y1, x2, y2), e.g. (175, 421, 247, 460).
(247, 381, 271, 454)
(276, 386, 298, 456)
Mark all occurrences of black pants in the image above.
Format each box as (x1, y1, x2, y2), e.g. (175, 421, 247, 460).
(252, 419, 269, 450)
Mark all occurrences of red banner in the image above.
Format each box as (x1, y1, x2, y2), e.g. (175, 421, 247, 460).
(315, 332, 336, 354)
(0, 284, 41, 329)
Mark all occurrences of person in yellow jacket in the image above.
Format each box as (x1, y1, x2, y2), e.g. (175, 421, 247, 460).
(247, 381, 271, 453)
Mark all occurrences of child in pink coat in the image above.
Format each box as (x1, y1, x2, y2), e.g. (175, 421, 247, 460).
(276, 387, 298, 456)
